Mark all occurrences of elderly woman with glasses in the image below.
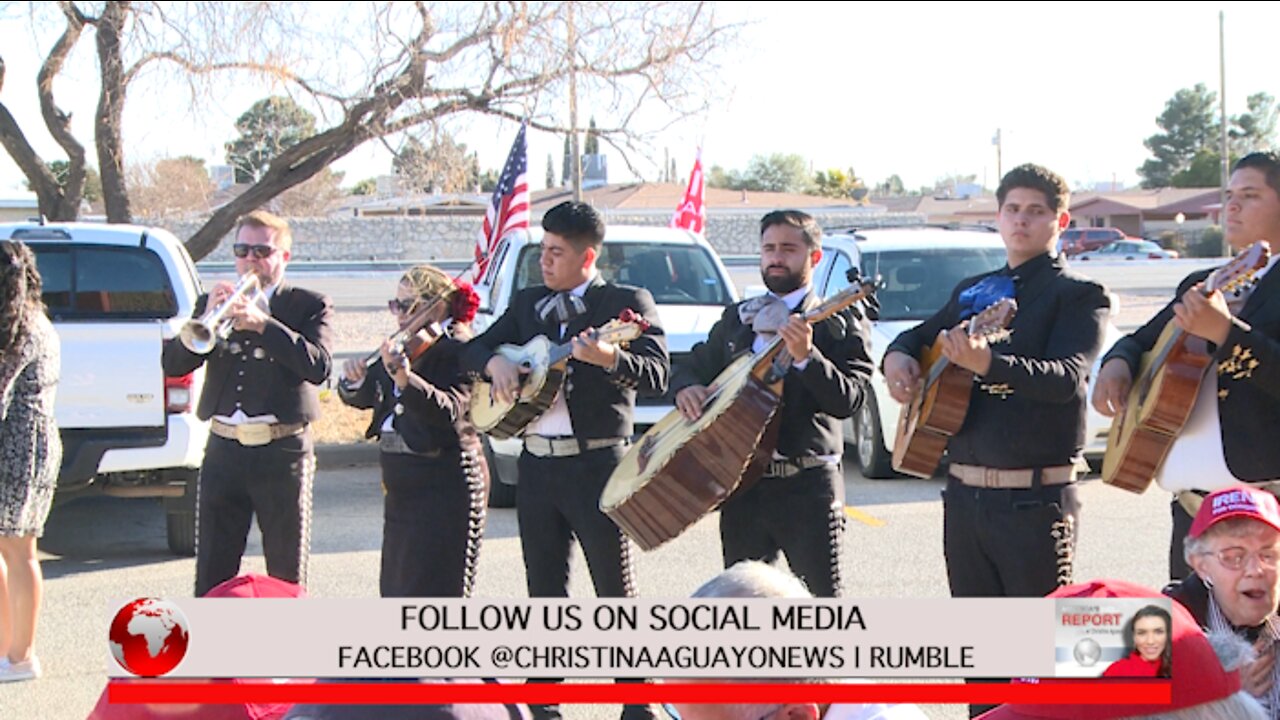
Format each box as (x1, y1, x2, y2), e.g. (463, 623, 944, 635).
(1166, 485, 1280, 714)
(338, 264, 488, 597)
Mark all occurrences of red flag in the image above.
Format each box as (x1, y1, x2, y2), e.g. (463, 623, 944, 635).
(474, 123, 530, 282)
(669, 151, 705, 234)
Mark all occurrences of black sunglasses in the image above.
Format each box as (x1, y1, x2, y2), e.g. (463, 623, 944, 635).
(387, 298, 417, 314)
(232, 243, 278, 259)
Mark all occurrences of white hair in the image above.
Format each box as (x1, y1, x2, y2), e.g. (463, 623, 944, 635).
(691, 561, 813, 599)
(1184, 517, 1277, 564)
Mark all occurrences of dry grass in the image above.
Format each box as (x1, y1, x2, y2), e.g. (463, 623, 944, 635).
(312, 388, 376, 445)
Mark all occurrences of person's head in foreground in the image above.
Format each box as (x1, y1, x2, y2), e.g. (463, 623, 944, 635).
(977, 579, 1266, 720)
(666, 562, 926, 720)
(1185, 486, 1280, 629)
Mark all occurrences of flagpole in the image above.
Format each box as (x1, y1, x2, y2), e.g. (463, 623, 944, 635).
(567, 2, 582, 202)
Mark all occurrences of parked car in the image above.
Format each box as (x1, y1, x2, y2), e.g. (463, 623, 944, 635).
(811, 227, 1120, 478)
(1076, 240, 1179, 261)
(1058, 227, 1130, 256)
(471, 225, 738, 507)
(1, 221, 208, 555)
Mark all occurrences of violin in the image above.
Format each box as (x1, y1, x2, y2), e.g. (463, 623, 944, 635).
(401, 321, 446, 362)
(364, 297, 447, 370)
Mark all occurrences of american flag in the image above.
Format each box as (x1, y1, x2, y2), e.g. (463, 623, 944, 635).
(474, 122, 530, 282)
(669, 150, 705, 234)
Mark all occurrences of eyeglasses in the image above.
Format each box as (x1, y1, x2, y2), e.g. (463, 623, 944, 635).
(232, 243, 278, 259)
(387, 298, 417, 314)
(1203, 546, 1280, 571)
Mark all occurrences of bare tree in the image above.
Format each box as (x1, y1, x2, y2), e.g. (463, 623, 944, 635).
(1, 2, 737, 259)
(128, 155, 214, 223)
(271, 167, 344, 217)
(393, 129, 480, 194)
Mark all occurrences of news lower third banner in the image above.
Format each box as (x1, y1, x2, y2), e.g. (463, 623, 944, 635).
(106, 597, 1172, 680)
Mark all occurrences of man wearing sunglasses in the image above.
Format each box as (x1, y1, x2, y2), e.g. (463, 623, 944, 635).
(163, 210, 333, 597)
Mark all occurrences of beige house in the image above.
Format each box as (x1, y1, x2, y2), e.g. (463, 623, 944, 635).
(0, 194, 39, 222)
(1068, 188, 1219, 236)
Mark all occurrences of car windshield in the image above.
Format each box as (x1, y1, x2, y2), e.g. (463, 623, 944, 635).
(861, 247, 1007, 321)
(513, 242, 733, 305)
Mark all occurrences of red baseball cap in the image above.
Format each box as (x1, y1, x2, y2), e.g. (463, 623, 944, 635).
(1188, 486, 1280, 539)
(977, 579, 1241, 720)
(204, 573, 306, 599)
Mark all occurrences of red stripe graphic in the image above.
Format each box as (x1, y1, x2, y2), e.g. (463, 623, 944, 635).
(109, 681, 1172, 706)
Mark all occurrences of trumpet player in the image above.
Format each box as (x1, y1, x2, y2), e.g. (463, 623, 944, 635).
(162, 210, 334, 597)
(337, 264, 488, 597)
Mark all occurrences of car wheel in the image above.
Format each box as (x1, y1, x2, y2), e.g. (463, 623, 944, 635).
(163, 469, 199, 557)
(855, 394, 896, 479)
(483, 438, 517, 508)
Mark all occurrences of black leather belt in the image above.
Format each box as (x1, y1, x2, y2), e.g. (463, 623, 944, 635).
(763, 456, 833, 478)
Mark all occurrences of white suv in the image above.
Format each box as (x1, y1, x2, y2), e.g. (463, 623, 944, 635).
(2, 222, 208, 554)
(811, 226, 1119, 478)
(472, 225, 738, 506)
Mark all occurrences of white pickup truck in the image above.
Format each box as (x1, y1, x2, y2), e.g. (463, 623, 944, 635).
(1, 221, 208, 555)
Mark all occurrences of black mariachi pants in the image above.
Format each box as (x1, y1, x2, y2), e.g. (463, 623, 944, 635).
(379, 447, 487, 597)
(941, 476, 1079, 598)
(515, 444, 637, 598)
(942, 475, 1080, 719)
(194, 432, 315, 597)
(516, 445, 654, 720)
(718, 463, 845, 598)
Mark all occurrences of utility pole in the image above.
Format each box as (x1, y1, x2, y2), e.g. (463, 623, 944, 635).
(993, 128, 1003, 183)
(1219, 10, 1230, 256)
(567, 2, 582, 202)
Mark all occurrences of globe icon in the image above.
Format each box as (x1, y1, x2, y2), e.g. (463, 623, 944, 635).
(108, 598, 190, 677)
(1073, 637, 1102, 666)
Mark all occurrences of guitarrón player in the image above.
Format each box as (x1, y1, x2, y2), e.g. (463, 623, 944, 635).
(672, 209, 874, 598)
(459, 201, 668, 720)
(1093, 151, 1280, 580)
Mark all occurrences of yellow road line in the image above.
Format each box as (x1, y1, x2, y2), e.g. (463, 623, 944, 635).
(844, 505, 885, 527)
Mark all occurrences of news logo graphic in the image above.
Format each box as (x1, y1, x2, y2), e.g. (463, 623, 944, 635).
(1054, 597, 1171, 677)
(109, 598, 190, 677)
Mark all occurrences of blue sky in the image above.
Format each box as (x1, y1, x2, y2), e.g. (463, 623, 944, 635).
(1, 2, 1277, 197)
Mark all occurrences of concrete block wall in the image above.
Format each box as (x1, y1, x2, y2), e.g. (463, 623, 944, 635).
(173, 209, 924, 262)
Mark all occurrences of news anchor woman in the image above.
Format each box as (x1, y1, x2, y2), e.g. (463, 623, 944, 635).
(338, 264, 488, 597)
(1102, 605, 1172, 678)
(163, 210, 334, 597)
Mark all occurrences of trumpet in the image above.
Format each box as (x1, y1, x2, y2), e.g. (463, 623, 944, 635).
(179, 274, 264, 354)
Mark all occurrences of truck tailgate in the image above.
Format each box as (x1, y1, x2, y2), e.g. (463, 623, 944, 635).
(53, 321, 167, 429)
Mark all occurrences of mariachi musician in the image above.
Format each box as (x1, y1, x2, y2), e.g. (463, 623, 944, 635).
(883, 165, 1110, 603)
(1094, 151, 1280, 580)
(672, 209, 874, 598)
(338, 264, 487, 598)
(162, 210, 333, 597)
(460, 201, 667, 720)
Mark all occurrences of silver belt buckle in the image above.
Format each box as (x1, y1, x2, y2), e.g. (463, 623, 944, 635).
(236, 423, 274, 447)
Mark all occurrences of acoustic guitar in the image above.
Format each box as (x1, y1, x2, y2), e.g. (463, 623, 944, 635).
(601, 281, 876, 551)
(891, 298, 1018, 479)
(469, 309, 650, 439)
(1102, 240, 1271, 493)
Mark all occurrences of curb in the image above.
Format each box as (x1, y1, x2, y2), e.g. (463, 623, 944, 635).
(315, 442, 380, 469)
